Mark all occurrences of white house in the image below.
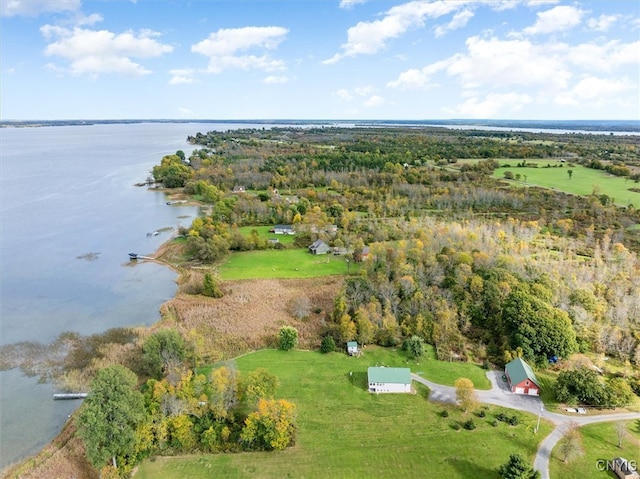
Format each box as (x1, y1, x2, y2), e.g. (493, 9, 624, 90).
(347, 341, 359, 356)
(367, 367, 412, 394)
(273, 225, 295, 235)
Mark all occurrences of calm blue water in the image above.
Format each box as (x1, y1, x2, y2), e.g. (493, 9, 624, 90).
(0, 123, 221, 468)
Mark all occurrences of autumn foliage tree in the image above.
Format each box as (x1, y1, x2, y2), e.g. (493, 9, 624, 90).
(454, 377, 478, 413)
(240, 399, 297, 451)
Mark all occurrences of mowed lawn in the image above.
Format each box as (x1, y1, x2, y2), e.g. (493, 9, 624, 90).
(492, 162, 640, 207)
(549, 420, 640, 479)
(219, 248, 352, 280)
(134, 348, 552, 479)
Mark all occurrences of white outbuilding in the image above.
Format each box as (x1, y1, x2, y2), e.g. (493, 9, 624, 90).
(367, 367, 412, 393)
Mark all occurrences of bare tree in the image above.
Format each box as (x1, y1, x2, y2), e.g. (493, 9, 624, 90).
(615, 422, 627, 448)
(560, 422, 583, 463)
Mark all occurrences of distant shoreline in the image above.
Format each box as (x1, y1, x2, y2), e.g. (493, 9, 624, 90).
(1, 118, 639, 134)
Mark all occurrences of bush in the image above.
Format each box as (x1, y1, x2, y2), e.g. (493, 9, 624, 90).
(508, 415, 519, 426)
(491, 420, 499, 427)
(478, 409, 486, 418)
(452, 423, 461, 431)
(278, 326, 298, 351)
(441, 410, 449, 418)
(463, 419, 476, 430)
(320, 336, 336, 354)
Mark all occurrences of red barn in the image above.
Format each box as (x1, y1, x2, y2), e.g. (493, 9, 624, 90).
(505, 358, 540, 396)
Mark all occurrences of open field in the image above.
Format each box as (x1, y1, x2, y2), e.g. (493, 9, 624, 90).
(420, 345, 491, 389)
(235, 225, 298, 245)
(134, 348, 552, 479)
(491, 162, 640, 207)
(219, 248, 353, 280)
(549, 420, 640, 479)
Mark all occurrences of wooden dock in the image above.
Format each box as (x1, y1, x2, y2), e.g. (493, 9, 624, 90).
(53, 393, 88, 400)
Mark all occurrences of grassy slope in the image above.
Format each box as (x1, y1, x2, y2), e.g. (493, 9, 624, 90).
(491, 162, 640, 207)
(135, 348, 550, 479)
(549, 420, 640, 479)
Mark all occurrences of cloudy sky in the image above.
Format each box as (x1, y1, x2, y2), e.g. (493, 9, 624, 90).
(1, 0, 638, 120)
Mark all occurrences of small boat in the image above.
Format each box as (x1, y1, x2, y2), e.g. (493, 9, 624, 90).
(129, 253, 138, 260)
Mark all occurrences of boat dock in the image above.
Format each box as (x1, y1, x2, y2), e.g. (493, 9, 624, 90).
(53, 393, 88, 400)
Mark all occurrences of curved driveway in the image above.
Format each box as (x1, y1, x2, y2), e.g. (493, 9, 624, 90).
(411, 371, 640, 479)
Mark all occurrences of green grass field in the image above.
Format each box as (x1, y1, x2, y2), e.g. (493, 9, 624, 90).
(549, 420, 640, 479)
(235, 225, 298, 245)
(219, 248, 352, 280)
(492, 162, 640, 207)
(134, 348, 552, 479)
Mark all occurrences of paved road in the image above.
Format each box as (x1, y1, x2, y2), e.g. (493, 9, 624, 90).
(411, 371, 640, 479)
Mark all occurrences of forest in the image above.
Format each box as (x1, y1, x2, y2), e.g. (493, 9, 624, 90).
(150, 126, 640, 369)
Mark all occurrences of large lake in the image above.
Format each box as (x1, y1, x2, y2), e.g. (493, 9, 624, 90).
(0, 122, 266, 468)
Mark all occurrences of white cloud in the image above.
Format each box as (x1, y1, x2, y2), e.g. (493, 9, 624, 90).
(169, 69, 199, 85)
(334, 85, 381, 109)
(566, 40, 640, 72)
(0, 0, 80, 17)
(435, 9, 474, 38)
(523, 5, 584, 35)
(364, 95, 384, 107)
(192, 26, 288, 73)
(554, 76, 635, 106)
(339, 0, 367, 9)
(587, 14, 619, 32)
(387, 58, 451, 89)
(324, 0, 467, 64)
(40, 25, 173, 77)
(263, 75, 289, 84)
(446, 35, 571, 89)
(334, 88, 353, 101)
(445, 92, 532, 118)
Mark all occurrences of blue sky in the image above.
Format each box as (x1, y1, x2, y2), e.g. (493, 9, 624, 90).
(1, 0, 638, 120)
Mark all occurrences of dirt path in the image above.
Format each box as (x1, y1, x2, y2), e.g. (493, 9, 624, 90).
(411, 371, 640, 479)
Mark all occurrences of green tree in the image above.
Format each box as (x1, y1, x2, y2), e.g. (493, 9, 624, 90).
(498, 453, 540, 479)
(203, 272, 223, 298)
(555, 367, 609, 407)
(320, 335, 336, 353)
(152, 154, 192, 188)
(278, 326, 298, 351)
(567, 169, 573, 180)
(77, 365, 145, 471)
(403, 335, 425, 359)
(142, 329, 188, 380)
(502, 290, 578, 362)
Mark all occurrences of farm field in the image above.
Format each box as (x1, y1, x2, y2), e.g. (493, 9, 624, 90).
(219, 248, 353, 280)
(490, 162, 640, 207)
(134, 348, 551, 479)
(549, 420, 640, 479)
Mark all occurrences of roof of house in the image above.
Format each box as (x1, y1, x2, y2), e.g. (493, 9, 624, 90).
(309, 239, 329, 249)
(347, 341, 358, 348)
(367, 367, 411, 385)
(505, 358, 539, 386)
(274, 224, 293, 230)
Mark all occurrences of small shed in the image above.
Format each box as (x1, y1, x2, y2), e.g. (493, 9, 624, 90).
(309, 239, 331, 255)
(505, 358, 541, 396)
(273, 225, 295, 235)
(368, 367, 412, 394)
(347, 341, 359, 356)
(612, 457, 640, 479)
